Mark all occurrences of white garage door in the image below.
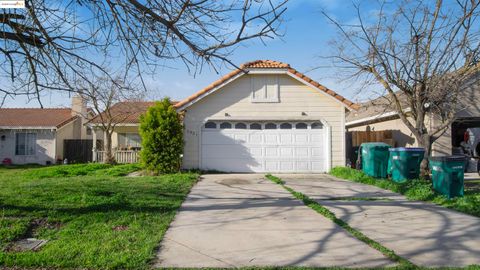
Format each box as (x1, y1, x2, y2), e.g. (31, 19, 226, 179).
(201, 121, 327, 172)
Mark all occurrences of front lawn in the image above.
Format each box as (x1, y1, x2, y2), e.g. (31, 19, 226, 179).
(330, 167, 480, 217)
(0, 164, 198, 269)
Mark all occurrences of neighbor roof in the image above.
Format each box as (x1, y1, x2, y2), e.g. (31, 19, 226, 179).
(88, 101, 178, 125)
(345, 93, 409, 126)
(0, 108, 77, 129)
(174, 60, 359, 110)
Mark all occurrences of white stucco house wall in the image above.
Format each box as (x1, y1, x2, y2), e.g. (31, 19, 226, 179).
(0, 97, 91, 165)
(175, 60, 358, 173)
(89, 60, 357, 172)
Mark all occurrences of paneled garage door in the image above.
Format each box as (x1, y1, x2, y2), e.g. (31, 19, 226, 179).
(201, 121, 327, 172)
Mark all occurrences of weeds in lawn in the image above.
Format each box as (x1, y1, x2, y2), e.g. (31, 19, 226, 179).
(330, 167, 480, 217)
(23, 163, 142, 179)
(0, 164, 198, 269)
(266, 174, 414, 268)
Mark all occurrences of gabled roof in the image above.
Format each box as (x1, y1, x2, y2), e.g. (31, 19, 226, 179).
(88, 101, 178, 125)
(174, 60, 359, 110)
(0, 108, 78, 129)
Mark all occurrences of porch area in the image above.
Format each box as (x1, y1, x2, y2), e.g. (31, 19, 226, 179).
(91, 125, 142, 164)
(94, 150, 140, 164)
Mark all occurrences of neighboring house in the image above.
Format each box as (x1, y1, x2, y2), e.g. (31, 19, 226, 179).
(176, 60, 358, 172)
(87, 101, 159, 163)
(90, 60, 358, 173)
(0, 97, 91, 165)
(346, 72, 480, 157)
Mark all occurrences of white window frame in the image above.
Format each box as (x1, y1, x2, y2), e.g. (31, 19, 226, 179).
(15, 132, 36, 156)
(118, 133, 142, 148)
(250, 75, 280, 103)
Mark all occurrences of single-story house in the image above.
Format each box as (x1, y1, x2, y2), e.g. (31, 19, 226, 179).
(346, 71, 480, 159)
(87, 101, 159, 163)
(0, 97, 91, 165)
(90, 60, 358, 172)
(176, 60, 358, 172)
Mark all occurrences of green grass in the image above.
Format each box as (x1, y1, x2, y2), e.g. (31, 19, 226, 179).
(0, 164, 198, 269)
(266, 174, 414, 268)
(330, 167, 480, 217)
(22, 163, 143, 179)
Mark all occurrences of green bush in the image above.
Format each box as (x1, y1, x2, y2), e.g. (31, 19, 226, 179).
(139, 98, 183, 174)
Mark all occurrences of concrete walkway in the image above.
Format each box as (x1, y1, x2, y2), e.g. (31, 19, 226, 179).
(280, 174, 480, 267)
(155, 174, 394, 268)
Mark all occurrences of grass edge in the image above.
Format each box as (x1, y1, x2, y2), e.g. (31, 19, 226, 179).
(265, 174, 415, 269)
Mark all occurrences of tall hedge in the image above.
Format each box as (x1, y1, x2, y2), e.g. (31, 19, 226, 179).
(139, 98, 183, 174)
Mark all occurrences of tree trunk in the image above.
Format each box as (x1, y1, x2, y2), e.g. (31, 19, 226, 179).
(417, 134, 432, 179)
(104, 131, 116, 164)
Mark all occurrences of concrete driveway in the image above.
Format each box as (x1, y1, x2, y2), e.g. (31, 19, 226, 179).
(280, 174, 480, 267)
(155, 174, 394, 268)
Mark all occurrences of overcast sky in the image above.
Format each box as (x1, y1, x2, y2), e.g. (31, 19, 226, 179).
(3, 0, 379, 108)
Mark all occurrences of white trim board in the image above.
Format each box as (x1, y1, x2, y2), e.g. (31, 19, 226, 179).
(346, 108, 412, 127)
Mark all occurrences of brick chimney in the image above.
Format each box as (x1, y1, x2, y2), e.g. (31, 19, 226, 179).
(71, 95, 87, 117)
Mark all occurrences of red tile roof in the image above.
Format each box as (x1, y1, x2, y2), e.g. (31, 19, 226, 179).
(241, 60, 291, 69)
(174, 60, 359, 110)
(88, 101, 178, 124)
(0, 108, 77, 128)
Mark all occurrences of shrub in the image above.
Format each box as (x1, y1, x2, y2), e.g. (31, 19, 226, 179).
(139, 98, 183, 174)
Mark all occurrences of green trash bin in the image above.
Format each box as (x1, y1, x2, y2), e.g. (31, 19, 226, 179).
(388, 147, 425, 182)
(361, 142, 391, 178)
(429, 156, 465, 199)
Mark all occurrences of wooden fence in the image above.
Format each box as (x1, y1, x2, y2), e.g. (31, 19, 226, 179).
(346, 130, 396, 167)
(348, 130, 395, 147)
(64, 139, 95, 163)
(95, 150, 140, 164)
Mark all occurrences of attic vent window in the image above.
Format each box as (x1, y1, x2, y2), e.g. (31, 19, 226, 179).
(251, 75, 279, 103)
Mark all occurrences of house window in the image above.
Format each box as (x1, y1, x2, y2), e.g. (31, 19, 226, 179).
(251, 75, 279, 103)
(250, 123, 262, 130)
(280, 123, 292, 129)
(220, 122, 232, 129)
(265, 123, 277, 129)
(15, 133, 36, 156)
(235, 123, 247, 129)
(118, 133, 142, 149)
(311, 122, 323, 129)
(204, 122, 217, 129)
(296, 123, 308, 129)
(86, 127, 92, 135)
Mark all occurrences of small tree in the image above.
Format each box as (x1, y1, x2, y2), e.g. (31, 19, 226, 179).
(139, 98, 183, 174)
(79, 76, 141, 164)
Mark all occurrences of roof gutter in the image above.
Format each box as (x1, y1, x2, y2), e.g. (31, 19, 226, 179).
(346, 108, 411, 127)
(0, 126, 57, 130)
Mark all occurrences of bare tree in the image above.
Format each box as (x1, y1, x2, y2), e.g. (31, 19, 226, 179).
(0, 0, 287, 106)
(324, 0, 480, 174)
(80, 77, 142, 164)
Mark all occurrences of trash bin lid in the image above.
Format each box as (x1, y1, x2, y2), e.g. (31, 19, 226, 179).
(429, 155, 466, 162)
(360, 142, 391, 150)
(389, 147, 425, 152)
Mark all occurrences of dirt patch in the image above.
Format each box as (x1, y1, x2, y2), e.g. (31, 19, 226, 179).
(112, 225, 129, 231)
(217, 178, 252, 185)
(6, 238, 48, 252)
(29, 218, 62, 232)
(127, 171, 143, 177)
(4, 218, 61, 252)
